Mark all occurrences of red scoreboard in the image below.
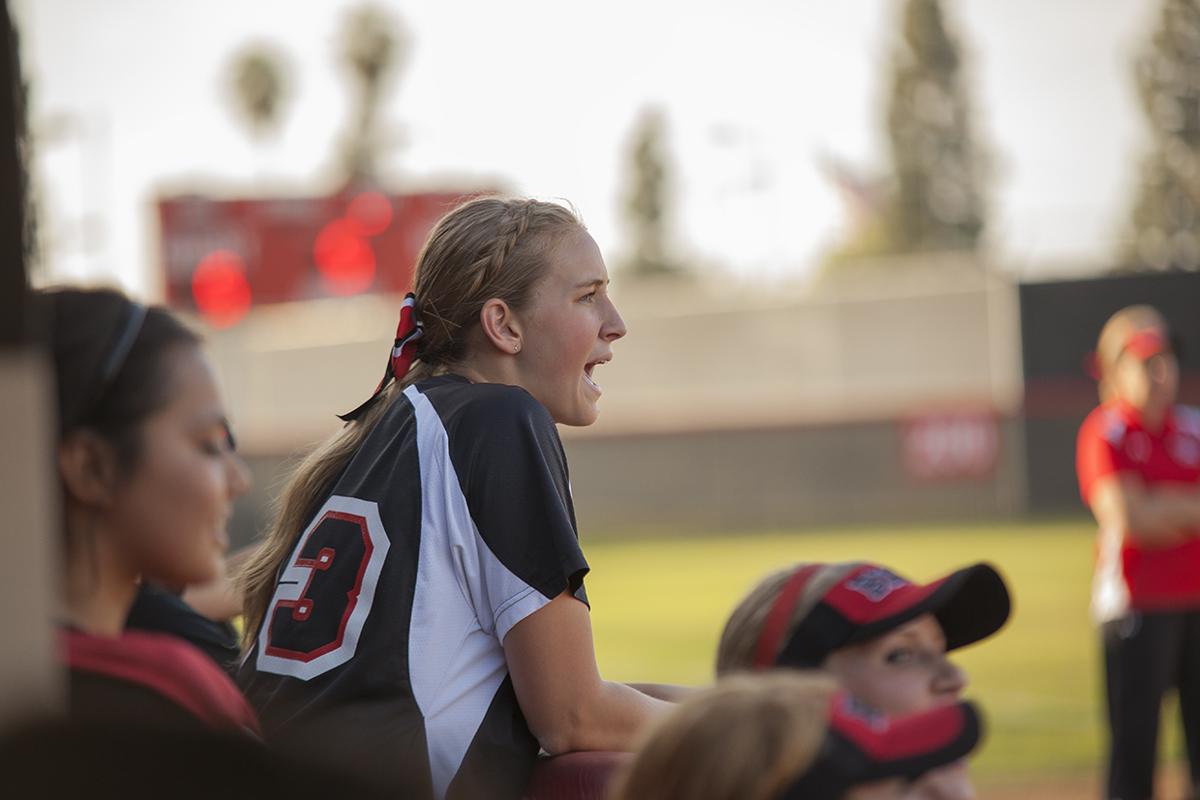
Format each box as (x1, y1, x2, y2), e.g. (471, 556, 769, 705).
(158, 189, 476, 327)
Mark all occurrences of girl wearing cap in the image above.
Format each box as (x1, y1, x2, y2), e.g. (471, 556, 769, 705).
(41, 287, 257, 732)
(1077, 305, 1200, 800)
(715, 561, 1010, 799)
(608, 671, 983, 800)
(237, 197, 672, 800)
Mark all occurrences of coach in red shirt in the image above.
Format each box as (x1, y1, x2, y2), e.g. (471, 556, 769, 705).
(1077, 304, 1200, 800)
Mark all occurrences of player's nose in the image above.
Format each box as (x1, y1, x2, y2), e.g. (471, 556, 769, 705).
(602, 296, 627, 342)
(932, 658, 967, 699)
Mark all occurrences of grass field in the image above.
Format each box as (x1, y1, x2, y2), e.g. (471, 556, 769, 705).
(582, 518, 1189, 790)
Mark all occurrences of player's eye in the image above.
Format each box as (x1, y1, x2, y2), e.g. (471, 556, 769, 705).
(200, 421, 237, 456)
(885, 647, 917, 665)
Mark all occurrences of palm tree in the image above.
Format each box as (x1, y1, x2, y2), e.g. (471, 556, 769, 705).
(338, 4, 408, 186)
(227, 44, 289, 142)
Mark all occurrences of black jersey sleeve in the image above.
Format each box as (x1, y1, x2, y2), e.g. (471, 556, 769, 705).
(444, 385, 590, 632)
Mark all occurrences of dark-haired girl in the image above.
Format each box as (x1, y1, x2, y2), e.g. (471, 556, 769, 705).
(41, 287, 257, 732)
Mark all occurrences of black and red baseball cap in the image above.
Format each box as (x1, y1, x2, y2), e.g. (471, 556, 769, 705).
(753, 562, 1011, 670)
(776, 692, 983, 799)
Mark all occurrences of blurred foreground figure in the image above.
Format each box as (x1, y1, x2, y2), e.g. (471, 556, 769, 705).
(38, 287, 257, 732)
(608, 672, 982, 800)
(1077, 305, 1200, 800)
(715, 561, 1010, 799)
(0, 718, 398, 800)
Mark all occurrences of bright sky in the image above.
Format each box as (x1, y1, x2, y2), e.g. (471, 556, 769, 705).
(15, 0, 1157, 297)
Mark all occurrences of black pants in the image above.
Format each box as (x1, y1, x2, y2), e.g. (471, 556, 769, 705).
(1104, 610, 1200, 800)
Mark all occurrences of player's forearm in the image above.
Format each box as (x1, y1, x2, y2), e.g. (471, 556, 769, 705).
(1126, 486, 1200, 543)
(540, 680, 669, 755)
(627, 682, 696, 702)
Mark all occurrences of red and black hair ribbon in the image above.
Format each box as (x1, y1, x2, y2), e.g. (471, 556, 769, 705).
(338, 293, 423, 422)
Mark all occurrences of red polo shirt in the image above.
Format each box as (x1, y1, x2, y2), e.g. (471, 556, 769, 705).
(1077, 401, 1200, 613)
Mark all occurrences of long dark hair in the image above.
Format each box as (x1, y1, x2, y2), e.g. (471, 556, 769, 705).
(37, 287, 200, 472)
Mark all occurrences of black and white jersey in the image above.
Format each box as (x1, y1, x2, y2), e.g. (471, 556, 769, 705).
(237, 374, 590, 800)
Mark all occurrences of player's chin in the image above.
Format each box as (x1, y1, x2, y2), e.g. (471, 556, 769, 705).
(192, 546, 225, 584)
(555, 398, 599, 427)
(148, 550, 221, 589)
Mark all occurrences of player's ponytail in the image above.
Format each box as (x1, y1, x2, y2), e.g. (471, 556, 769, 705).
(239, 196, 585, 647)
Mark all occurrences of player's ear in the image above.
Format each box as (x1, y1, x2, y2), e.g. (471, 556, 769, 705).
(478, 298, 524, 355)
(58, 430, 122, 507)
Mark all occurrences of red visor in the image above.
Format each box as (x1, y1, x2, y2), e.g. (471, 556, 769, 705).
(829, 692, 973, 763)
(776, 693, 983, 799)
(1123, 328, 1168, 361)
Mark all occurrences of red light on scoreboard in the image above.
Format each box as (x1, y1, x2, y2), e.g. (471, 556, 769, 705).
(313, 217, 376, 296)
(346, 191, 393, 237)
(191, 250, 252, 328)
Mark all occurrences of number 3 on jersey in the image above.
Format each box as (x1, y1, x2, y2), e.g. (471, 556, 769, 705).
(256, 495, 390, 680)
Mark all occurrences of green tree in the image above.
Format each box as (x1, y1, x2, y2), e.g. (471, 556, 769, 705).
(822, 0, 987, 269)
(621, 107, 680, 277)
(1123, 0, 1200, 271)
(884, 0, 987, 254)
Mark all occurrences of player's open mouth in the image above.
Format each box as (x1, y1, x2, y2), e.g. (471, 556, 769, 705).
(583, 356, 609, 394)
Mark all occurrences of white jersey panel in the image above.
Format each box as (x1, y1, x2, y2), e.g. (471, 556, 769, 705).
(404, 385, 553, 800)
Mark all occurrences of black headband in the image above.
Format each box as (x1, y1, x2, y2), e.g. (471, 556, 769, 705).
(78, 301, 147, 427)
